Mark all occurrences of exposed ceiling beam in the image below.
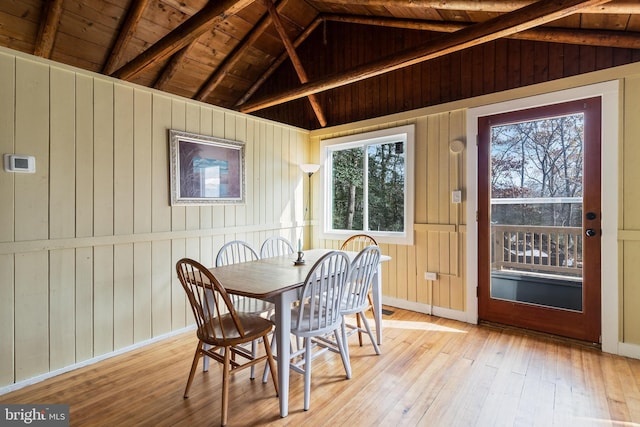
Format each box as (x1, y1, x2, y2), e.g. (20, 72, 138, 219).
(154, 40, 199, 90)
(326, 14, 640, 49)
(264, 0, 327, 127)
(235, 16, 323, 107)
(238, 0, 613, 113)
(103, 0, 151, 75)
(33, 0, 64, 58)
(194, 3, 274, 101)
(314, 0, 640, 14)
(111, 0, 253, 81)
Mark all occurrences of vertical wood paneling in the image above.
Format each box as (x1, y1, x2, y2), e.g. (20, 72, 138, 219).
(172, 238, 187, 329)
(0, 50, 316, 389)
(76, 75, 94, 238)
(0, 53, 14, 243)
(171, 100, 186, 232)
(94, 79, 114, 237)
(93, 245, 114, 355)
(0, 254, 15, 385)
(185, 103, 200, 231)
(151, 240, 172, 336)
(114, 84, 134, 236)
(15, 58, 49, 241)
(75, 247, 93, 361)
(49, 248, 75, 369)
(212, 109, 226, 229)
(151, 94, 172, 233)
(199, 107, 213, 229)
(133, 242, 152, 342)
(415, 117, 428, 224)
(427, 115, 440, 223)
(14, 251, 48, 381)
(50, 67, 76, 240)
(224, 112, 237, 228)
(114, 243, 134, 349)
(134, 89, 152, 234)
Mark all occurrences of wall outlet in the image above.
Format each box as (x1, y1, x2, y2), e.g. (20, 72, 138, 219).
(424, 272, 437, 280)
(451, 190, 462, 204)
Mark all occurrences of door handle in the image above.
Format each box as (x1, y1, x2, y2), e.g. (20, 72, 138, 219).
(585, 228, 597, 237)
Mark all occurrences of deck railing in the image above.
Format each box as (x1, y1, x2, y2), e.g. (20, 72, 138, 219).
(491, 224, 582, 277)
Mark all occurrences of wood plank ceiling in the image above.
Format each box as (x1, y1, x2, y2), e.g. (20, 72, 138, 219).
(1, 0, 640, 130)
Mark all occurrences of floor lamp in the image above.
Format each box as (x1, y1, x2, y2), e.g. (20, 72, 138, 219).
(300, 163, 320, 220)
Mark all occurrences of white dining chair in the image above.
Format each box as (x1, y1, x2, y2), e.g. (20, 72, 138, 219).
(340, 245, 381, 356)
(260, 236, 295, 258)
(263, 250, 352, 411)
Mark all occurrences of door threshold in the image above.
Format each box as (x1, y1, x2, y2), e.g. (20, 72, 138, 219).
(479, 320, 601, 350)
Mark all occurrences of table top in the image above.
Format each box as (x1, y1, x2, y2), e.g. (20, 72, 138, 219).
(209, 248, 390, 299)
(209, 249, 335, 299)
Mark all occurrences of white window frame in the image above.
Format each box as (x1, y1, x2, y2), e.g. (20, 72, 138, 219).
(320, 124, 415, 245)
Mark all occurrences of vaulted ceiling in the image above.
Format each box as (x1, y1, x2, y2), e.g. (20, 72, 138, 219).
(2, 0, 640, 129)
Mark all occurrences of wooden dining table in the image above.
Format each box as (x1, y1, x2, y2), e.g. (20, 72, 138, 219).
(208, 248, 388, 418)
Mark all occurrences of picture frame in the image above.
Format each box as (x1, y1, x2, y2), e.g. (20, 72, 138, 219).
(169, 130, 245, 205)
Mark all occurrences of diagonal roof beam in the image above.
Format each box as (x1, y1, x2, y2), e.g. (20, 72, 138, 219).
(315, 0, 640, 14)
(103, 0, 151, 75)
(33, 0, 64, 58)
(111, 0, 253, 81)
(263, 0, 326, 127)
(326, 14, 640, 49)
(153, 40, 199, 90)
(239, 0, 612, 113)
(234, 16, 323, 108)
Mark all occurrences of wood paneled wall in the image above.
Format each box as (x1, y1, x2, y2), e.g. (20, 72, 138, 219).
(310, 110, 467, 313)
(255, 22, 640, 130)
(0, 49, 308, 388)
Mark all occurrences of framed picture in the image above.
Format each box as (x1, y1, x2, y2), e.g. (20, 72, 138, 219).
(169, 130, 245, 205)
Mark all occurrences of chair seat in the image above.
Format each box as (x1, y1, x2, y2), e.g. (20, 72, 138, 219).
(198, 313, 274, 347)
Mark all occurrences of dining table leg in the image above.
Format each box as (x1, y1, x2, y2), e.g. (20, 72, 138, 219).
(274, 290, 293, 417)
(373, 264, 383, 345)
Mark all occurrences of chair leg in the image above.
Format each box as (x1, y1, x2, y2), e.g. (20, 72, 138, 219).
(203, 343, 210, 371)
(184, 342, 203, 398)
(356, 313, 364, 346)
(303, 337, 312, 411)
(250, 340, 257, 379)
(262, 333, 279, 396)
(359, 310, 381, 355)
(221, 346, 232, 427)
(334, 327, 352, 379)
(262, 331, 277, 384)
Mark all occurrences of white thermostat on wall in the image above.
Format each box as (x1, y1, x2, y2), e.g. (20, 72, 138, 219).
(4, 154, 36, 173)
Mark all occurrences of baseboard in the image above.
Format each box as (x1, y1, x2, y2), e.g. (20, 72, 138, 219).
(0, 325, 196, 396)
(381, 297, 468, 322)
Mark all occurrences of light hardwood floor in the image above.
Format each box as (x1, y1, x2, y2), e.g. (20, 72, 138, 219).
(2, 307, 640, 426)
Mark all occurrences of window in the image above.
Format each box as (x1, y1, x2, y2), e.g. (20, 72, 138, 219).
(320, 125, 414, 245)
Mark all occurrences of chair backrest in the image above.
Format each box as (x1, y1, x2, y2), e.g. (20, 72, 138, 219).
(340, 234, 378, 252)
(342, 245, 381, 314)
(293, 251, 351, 336)
(176, 258, 245, 341)
(216, 240, 260, 267)
(260, 236, 295, 258)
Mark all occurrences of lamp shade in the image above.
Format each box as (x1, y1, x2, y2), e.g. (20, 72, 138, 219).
(300, 163, 320, 175)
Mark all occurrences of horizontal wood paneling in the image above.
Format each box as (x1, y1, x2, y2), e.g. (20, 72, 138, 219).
(255, 22, 640, 130)
(0, 50, 308, 388)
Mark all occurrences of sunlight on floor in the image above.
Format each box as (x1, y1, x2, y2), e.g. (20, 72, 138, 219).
(379, 318, 467, 333)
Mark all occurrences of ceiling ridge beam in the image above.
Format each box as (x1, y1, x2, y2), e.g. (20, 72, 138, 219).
(315, 0, 640, 14)
(111, 0, 253, 81)
(238, 0, 613, 113)
(325, 14, 640, 49)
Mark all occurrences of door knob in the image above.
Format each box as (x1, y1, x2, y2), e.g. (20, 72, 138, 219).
(585, 228, 597, 237)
